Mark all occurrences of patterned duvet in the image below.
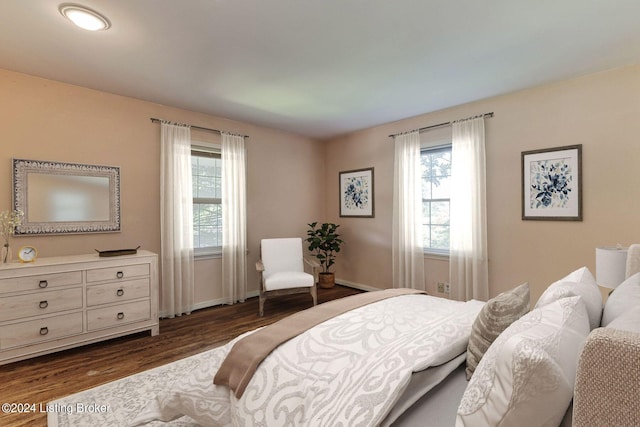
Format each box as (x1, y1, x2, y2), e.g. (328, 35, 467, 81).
(131, 294, 483, 426)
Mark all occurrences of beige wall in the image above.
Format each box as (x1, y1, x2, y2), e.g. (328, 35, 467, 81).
(325, 64, 640, 303)
(3, 63, 639, 308)
(0, 68, 325, 307)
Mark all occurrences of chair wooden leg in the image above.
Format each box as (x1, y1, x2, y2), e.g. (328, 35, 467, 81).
(310, 284, 317, 307)
(259, 289, 266, 317)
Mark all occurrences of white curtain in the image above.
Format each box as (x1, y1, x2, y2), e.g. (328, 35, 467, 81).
(222, 132, 247, 304)
(392, 130, 425, 290)
(160, 122, 195, 317)
(449, 117, 489, 301)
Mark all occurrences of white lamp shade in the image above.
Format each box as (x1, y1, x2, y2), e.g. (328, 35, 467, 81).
(596, 246, 628, 288)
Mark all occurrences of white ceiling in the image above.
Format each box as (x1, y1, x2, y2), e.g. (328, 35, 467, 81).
(1, 1, 640, 139)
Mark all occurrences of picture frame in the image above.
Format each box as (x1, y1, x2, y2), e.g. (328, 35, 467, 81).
(521, 144, 582, 221)
(339, 167, 374, 218)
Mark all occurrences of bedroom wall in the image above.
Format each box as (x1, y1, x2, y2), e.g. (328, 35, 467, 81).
(0, 68, 325, 308)
(324, 64, 640, 303)
(3, 64, 639, 308)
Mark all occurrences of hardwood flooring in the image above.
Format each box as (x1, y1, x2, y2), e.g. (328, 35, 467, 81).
(0, 285, 362, 427)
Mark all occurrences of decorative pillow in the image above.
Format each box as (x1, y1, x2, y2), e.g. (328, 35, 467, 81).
(456, 296, 590, 427)
(625, 244, 640, 278)
(535, 267, 603, 330)
(601, 272, 640, 326)
(465, 282, 530, 380)
(606, 305, 640, 333)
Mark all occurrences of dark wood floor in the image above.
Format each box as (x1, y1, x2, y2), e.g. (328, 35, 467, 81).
(0, 285, 362, 427)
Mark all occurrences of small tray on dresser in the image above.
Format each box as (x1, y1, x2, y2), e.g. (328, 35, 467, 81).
(95, 246, 141, 257)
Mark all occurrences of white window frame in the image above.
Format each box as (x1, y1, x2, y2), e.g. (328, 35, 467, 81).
(420, 126, 452, 257)
(191, 142, 222, 259)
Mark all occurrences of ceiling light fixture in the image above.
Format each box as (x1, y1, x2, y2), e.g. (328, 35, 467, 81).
(59, 3, 111, 31)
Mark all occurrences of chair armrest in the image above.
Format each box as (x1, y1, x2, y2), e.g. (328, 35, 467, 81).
(256, 260, 265, 272)
(573, 327, 640, 426)
(304, 258, 320, 283)
(304, 258, 321, 269)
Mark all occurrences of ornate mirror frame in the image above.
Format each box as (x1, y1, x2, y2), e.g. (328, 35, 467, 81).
(12, 158, 121, 235)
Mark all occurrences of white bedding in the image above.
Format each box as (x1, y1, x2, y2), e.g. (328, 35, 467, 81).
(133, 294, 484, 427)
(392, 364, 469, 427)
(383, 353, 467, 426)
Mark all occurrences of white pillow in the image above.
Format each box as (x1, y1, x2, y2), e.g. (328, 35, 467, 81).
(606, 305, 640, 333)
(601, 272, 640, 326)
(456, 296, 590, 427)
(535, 267, 602, 330)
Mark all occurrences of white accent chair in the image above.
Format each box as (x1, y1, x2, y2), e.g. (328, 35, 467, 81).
(257, 238, 319, 316)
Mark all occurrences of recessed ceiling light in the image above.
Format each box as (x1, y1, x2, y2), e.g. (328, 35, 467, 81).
(59, 3, 111, 31)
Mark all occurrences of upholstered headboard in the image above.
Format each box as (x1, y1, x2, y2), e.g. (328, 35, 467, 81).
(573, 244, 640, 426)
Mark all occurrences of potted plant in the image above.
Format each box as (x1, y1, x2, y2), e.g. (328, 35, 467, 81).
(305, 222, 344, 288)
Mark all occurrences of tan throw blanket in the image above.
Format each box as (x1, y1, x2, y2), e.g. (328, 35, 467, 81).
(214, 288, 425, 397)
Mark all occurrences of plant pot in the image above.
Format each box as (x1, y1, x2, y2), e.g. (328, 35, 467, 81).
(318, 272, 335, 289)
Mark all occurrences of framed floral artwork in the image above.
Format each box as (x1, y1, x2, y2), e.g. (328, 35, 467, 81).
(521, 144, 582, 221)
(339, 167, 374, 218)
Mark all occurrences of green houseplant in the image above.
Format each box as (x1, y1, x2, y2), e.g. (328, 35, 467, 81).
(305, 222, 344, 288)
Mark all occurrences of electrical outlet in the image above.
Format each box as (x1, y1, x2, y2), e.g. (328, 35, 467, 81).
(444, 283, 450, 293)
(437, 282, 445, 293)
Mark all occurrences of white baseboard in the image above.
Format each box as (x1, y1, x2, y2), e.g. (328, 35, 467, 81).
(190, 290, 260, 312)
(335, 278, 380, 292)
(187, 282, 377, 315)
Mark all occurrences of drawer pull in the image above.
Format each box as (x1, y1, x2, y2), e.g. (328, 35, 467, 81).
(40, 327, 49, 335)
(116, 288, 125, 297)
(39, 301, 49, 309)
(116, 271, 124, 279)
(39, 280, 48, 288)
(117, 312, 125, 320)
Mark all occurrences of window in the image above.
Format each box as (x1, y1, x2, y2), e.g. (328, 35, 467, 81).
(421, 145, 451, 254)
(191, 148, 222, 254)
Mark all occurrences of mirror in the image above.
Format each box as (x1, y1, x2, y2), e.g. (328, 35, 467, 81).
(13, 159, 120, 234)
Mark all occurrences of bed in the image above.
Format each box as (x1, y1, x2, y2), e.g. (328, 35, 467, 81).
(131, 289, 486, 426)
(49, 246, 640, 426)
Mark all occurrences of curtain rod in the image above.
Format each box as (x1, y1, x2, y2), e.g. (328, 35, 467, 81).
(388, 112, 494, 138)
(150, 118, 248, 138)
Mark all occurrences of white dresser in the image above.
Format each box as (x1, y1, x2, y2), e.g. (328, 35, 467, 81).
(0, 250, 158, 365)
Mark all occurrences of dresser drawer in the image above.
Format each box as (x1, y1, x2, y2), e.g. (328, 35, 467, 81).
(0, 251, 158, 365)
(86, 264, 150, 283)
(0, 271, 82, 294)
(0, 312, 83, 350)
(87, 300, 150, 331)
(86, 278, 150, 306)
(0, 288, 83, 322)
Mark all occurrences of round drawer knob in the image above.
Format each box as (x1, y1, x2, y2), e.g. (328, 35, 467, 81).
(39, 280, 48, 288)
(116, 271, 124, 279)
(117, 312, 125, 320)
(40, 327, 49, 335)
(116, 288, 124, 297)
(39, 301, 49, 309)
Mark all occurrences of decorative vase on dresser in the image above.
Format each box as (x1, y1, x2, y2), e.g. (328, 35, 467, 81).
(0, 250, 158, 365)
